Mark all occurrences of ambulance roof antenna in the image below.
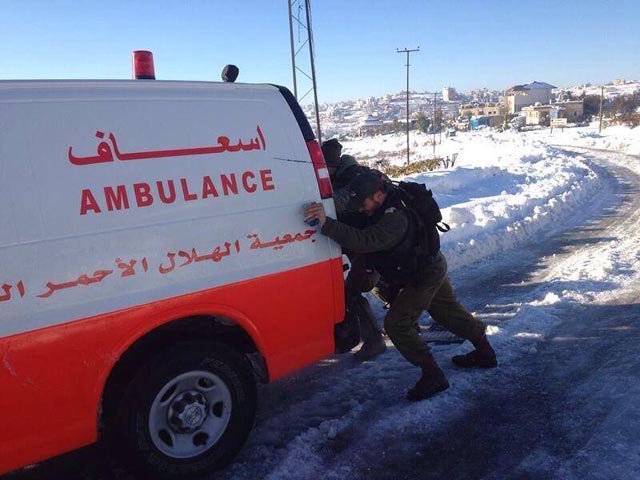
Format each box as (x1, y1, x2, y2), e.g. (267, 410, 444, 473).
(287, 0, 322, 143)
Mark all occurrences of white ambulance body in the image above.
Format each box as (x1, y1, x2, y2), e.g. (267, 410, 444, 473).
(0, 80, 344, 476)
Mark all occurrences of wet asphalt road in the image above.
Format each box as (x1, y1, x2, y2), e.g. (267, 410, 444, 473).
(369, 148, 640, 479)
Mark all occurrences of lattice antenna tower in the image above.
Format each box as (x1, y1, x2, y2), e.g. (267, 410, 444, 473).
(288, 0, 322, 143)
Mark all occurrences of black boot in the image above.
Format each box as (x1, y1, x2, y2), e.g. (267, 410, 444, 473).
(354, 296, 387, 361)
(452, 334, 497, 368)
(353, 335, 387, 361)
(406, 355, 450, 402)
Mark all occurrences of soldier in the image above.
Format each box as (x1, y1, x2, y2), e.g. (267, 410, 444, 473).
(321, 139, 386, 361)
(321, 139, 367, 214)
(303, 171, 497, 401)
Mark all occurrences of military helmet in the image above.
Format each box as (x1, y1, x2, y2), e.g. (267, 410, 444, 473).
(347, 171, 387, 211)
(321, 138, 343, 167)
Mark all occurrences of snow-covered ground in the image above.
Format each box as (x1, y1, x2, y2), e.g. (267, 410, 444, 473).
(558, 81, 640, 101)
(342, 127, 613, 271)
(531, 123, 640, 157)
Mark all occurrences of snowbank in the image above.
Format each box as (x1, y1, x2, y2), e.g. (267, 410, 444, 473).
(530, 123, 640, 157)
(344, 129, 606, 272)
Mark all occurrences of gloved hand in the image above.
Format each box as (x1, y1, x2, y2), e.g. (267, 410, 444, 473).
(303, 202, 327, 226)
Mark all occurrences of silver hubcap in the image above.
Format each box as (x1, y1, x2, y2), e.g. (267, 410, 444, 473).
(149, 370, 232, 458)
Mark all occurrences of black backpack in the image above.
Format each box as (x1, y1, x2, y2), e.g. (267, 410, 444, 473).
(395, 181, 450, 258)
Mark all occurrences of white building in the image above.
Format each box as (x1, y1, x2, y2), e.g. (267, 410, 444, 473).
(443, 86, 457, 102)
(504, 81, 556, 113)
(358, 115, 387, 136)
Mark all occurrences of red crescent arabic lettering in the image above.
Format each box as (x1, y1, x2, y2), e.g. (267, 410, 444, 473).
(68, 125, 266, 166)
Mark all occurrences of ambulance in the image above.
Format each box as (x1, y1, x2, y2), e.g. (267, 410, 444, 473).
(0, 52, 344, 477)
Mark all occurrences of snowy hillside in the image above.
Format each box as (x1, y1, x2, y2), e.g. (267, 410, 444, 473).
(558, 81, 640, 100)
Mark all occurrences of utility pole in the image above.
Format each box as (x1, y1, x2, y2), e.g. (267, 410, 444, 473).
(397, 47, 419, 165)
(599, 86, 604, 134)
(287, 2, 298, 99)
(288, 0, 322, 143)
(304, 1, 321, 144)
(439, 97, 442, 145)
(433, 92, 437, 157)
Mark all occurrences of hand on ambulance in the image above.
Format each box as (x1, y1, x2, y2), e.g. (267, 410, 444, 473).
(303, 202, 327, 227)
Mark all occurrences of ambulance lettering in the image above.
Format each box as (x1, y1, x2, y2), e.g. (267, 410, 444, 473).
(1, 230, 317, 302)
(68, 126, 266, 166)
(0, 281, 26, 302)
(79, 169, 276, 215)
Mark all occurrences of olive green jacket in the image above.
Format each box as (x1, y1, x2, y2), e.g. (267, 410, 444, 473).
(321, 208, 409, 254)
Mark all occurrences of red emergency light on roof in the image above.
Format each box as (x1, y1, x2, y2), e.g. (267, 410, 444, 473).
(132, 50, 155, 80)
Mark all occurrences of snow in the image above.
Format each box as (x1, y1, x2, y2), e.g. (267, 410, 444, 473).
(529, 122, 640, 157)
(343, 129, 606, 271)
(558, 81, 640, 101)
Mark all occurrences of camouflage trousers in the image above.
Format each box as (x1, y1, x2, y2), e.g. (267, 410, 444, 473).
(380, 252, 486, 366)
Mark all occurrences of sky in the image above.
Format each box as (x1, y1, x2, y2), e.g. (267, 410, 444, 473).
(1, 0, 639, 103)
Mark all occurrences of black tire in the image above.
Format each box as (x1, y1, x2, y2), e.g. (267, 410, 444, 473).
(113, 341, 257, 479)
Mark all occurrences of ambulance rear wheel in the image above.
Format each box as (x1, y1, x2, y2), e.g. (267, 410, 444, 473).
(115, 342, 257, 479)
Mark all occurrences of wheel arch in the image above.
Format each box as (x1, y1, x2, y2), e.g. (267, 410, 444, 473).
(99, 312, 269, 438)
